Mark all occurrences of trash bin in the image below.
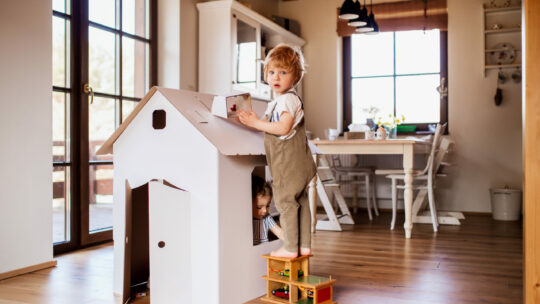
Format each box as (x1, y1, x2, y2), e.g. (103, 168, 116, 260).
(490, 188, 522, 221)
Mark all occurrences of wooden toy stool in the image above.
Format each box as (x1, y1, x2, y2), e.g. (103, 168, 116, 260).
(260, 254, 336, 304)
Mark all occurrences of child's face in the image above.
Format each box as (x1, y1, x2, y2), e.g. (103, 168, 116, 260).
(253, 194, 271, 220)
(267, 64, 295, 95)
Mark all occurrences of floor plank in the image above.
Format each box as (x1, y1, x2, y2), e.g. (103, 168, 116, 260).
(0, 213, 522, 304)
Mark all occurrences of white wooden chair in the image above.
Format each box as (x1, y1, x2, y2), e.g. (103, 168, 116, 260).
(312, 155, 355, 231)
(328, 155, 379, 220)
(375, 123, 450, 231)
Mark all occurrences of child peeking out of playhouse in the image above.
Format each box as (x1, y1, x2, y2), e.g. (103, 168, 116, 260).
(252, 175, 282, 245)
(238, 44, 316, 258)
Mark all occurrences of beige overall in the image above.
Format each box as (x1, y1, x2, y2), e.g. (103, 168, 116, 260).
(264, 94, 316, 252)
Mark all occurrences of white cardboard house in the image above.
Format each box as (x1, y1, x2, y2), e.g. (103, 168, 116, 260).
(97, 87, 281, 304)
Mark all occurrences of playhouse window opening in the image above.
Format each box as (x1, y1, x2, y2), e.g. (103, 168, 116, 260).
(152, 109, 166, 129)
(252, 168, 279, 246)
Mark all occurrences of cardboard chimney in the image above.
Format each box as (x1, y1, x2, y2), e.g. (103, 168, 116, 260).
(97, 87, 280, 304)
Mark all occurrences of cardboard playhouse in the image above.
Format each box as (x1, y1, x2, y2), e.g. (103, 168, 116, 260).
(96, 87, 282, 304)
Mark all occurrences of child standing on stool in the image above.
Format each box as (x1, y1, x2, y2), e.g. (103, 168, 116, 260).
(252, 175, 282, 245)
(239, 44, 316, 258)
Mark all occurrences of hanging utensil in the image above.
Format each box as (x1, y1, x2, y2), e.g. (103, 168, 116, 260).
(494, 70, 504, 106)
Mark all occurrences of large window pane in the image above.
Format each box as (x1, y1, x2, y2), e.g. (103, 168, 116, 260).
(352, 32, 394, 77)
(123, 0, 149, 38)
(53, 166, 71, 243)
(396, 74, 440, 123)
(89, 0, 117, 29)
(352, 77, 394, 123)
(123, 37, 149, 98)
(53, 92, 70, 162)
(122, 100, 138, 122)
(89, 96, 116, 161)
(89, 164, 113, 232)
(395, 30, 440, 75)
(89, 27, 117, 95)
(53, 17, 70, 88)
(53, 0, 69, 14)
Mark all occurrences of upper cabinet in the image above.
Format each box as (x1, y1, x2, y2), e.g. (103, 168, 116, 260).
(197, 0, 305, 101)
(482, 3, 522, 76)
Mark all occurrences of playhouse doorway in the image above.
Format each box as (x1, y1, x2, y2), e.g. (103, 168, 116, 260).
(123, 180, 191, 303)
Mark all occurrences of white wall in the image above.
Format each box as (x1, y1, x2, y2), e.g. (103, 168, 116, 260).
(158, 0, 181, 89)
(0, 0, 53, 273)
(274, 0, 522, 212)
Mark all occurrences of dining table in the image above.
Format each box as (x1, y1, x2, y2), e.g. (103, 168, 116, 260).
(309, 138, 430, 239)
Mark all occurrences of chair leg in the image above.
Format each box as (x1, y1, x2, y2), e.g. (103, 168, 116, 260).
(371, 174, 379, 216)
(365, 175, 373, 221)
(352, 182, 359, 215)
(427, 181, 438, 232)
(391, 178, 397, 230)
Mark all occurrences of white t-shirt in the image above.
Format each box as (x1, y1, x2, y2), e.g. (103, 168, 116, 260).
(264, 90, 304, 140)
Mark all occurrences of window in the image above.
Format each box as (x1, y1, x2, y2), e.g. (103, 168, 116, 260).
(52, 0, 156, 254)
(343, 30, 448, 132)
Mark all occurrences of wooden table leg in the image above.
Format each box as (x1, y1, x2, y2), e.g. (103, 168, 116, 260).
(403, 145, 414, 239)
(309, 154, 319, 233)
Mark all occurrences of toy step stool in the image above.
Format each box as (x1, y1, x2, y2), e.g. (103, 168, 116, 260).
(260, 254, 336, 304)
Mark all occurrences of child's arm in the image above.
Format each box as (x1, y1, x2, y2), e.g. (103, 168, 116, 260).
(269, 224, 283, 240)
(237, 109, 294, 136)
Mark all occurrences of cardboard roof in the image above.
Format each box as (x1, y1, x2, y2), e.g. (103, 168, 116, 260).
(97, 87, 267, 156)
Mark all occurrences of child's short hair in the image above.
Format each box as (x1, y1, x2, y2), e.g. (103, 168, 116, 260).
(252, 175, 272, 202)
(263, 43, 305, 86)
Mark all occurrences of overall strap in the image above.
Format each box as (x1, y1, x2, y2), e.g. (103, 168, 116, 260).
(284, 90, 304, 110)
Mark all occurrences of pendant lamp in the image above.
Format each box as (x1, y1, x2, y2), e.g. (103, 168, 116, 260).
(339, 0, 359, 20)
(365, 0, 379, 35)
(355, 0, 374, 33)
(347, 0, 367, 27)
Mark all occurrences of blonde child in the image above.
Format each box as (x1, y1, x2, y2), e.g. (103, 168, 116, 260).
(252, 175, 282, 245)
(238, 44, 316, 258)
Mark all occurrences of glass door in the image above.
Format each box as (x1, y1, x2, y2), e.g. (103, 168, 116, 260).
(52, 0, 156, 252)
(82, 0, 154, 245)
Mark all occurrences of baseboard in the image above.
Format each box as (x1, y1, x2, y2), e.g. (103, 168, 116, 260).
(0, 260, 57, 281)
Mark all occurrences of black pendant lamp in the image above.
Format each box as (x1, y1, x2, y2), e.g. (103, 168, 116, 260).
(355, 0, 374, 33)
(365, 0, 380, 35)
(339, 0, 359, 20)
(347, 0, 367, 27)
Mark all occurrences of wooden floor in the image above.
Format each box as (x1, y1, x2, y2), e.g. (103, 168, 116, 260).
(0, 213, 522, 304)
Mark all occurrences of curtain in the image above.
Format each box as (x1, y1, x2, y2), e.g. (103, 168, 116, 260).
(337, 0, 447, 37)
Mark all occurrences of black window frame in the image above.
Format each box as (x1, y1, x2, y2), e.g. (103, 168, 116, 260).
(343, 31, 448, 134)
(52, 0, 158, 255)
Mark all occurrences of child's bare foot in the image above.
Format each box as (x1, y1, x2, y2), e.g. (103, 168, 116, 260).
(300, 247, 312, 256)
(271, 247, 298, 258)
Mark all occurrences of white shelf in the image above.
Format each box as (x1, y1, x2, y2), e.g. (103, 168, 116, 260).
(485, 63, 521, 69)
(484, 6, 521, 13)
(484, 27, 521, 34)
(485, 48, 522, 52)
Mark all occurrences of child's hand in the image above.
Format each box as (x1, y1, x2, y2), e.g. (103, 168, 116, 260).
(237, 109, 259, 128)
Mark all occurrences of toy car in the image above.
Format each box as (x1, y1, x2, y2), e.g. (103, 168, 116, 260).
(271, 286, 289, 299)
(275, 269, 304, 277)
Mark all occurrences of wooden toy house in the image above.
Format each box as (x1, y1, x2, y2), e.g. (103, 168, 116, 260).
(96, 87, 282, 303)
(260, 255, 336, 304)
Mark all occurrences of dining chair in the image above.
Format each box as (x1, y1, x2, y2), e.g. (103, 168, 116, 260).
(375, 123, 448, 231)
(328, 155, 379, 221)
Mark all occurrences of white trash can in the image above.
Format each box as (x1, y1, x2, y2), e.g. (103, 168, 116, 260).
(490, 188, 522, 221)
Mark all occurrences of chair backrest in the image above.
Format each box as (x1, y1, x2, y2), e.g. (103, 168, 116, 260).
(420, 123, 447, 175)
(432, 137, 453, 174)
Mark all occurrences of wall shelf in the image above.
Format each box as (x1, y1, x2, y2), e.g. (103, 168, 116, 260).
(482, 3, 522, 77)
(485, 63, 521, 69)
(483, 6, 521, 13)
(484, 27, 521, 34)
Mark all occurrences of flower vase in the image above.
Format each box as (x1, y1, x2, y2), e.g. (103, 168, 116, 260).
(385, 126, 397, 139)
